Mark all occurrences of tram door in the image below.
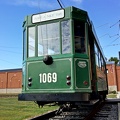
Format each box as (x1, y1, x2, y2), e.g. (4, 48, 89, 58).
(74, 20, 91, 89)
(74, 21, 86, 54)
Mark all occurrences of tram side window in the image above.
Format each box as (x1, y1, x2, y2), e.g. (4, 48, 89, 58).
(28, 27, 35, 57)
(94, 43, 99, 67)
(38, 23, 60, 56)
(74, 21, 86, 53)
(101, 59, 104, 71)
(61, 20, 71, 54)
(94, 43, 106, 72)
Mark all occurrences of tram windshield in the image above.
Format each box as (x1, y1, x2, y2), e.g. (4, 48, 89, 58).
(38, 20, 71, 56)
(74, 21, 86, 54)
(28, 20, 71, 57)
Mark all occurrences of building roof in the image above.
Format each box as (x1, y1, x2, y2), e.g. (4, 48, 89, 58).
(0, 68, 22, 72)
(106, 61, 115, 65)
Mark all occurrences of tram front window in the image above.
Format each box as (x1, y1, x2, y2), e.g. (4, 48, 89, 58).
(74, 21, 86, 54)
(28, 27, 35, 57)
(38, 22, 60, 56)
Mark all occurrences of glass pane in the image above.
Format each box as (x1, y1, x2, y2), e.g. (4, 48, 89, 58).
(38, 23, 60, 56)
(47, 23, 60, 55)
(74, 21, 86, 53)
(62, 20, 71, 54)
(23, 30, 26, 60)
(38, 25, 45, 56)
(28, 27, 35, 57)
(94, 43, 99, 66)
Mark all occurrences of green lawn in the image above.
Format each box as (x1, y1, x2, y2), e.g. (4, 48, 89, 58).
(0, 96, 58, 120)
(107, 93, 117, 98)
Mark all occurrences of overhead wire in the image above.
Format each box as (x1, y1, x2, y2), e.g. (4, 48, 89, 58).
(99, 33, 119, 38)
(0, 47, 22, 66)
(97, 23, 109, 28)
(0, 59, 21, 66)
(59, 0, 65, 8)
(0, 46, 22, 66)
(57, 0, 63, 8)
(0, 49, 22, 54)
(110, 36, 120, 44)
(0, 46, 21, 49)
(110, 20, 120, 28)
(57, 0, 65, 8)
(99, 20, 120, 49)
(103, 43, 120, 48)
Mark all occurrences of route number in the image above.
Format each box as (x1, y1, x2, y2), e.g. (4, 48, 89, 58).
(39, 72, 57, 83)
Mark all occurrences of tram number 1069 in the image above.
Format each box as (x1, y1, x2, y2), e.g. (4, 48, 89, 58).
(39, 72, 57, 83)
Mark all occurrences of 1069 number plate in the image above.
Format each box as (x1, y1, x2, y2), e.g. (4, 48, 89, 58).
(39, 73, 57, 83)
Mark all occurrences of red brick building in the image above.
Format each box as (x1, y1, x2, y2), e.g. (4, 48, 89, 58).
(106, 61, 120, 92)
(0, 68, 22, 93)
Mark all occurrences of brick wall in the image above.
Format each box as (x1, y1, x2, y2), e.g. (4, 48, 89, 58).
(0, 72, 7, 89)
(106, 62, 120, 92)
(116, 66, 120, 91)
(107, 63, 117, 86)
(0, 69, 22, 89)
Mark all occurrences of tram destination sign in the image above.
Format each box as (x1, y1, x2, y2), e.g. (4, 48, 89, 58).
(32, 9, 64, 23)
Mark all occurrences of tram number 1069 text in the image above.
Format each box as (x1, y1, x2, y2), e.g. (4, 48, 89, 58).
(39, 73, 57, 83)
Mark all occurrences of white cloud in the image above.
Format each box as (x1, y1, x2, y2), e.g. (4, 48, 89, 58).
(71, 0, 83, 4)
(7, 0, 83, 10)
(7, 0, 59, 10)
(9, 0, 40, 7)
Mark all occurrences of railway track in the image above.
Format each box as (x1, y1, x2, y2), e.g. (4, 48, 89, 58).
(30, 99, 120, 120)
(92, 99, 120, 120)
(92, 103, 118, 120)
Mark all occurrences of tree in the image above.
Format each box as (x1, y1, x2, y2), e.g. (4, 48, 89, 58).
(108, 57, 119, 65)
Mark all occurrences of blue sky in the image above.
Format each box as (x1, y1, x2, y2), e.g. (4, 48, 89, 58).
(0, 0, 120, 70)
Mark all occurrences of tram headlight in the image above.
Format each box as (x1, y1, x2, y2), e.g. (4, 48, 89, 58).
(66, 75, 71, 80)
(28, 77, 32, 82)
(66, 81, 71, 86)
(28, 77, 32, 87)
(66, 75, 71, 86)
(28, 82, 32, 87)
(43, 55, 53, 65)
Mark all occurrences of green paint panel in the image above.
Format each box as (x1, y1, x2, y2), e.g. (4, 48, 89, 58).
(75, 59, 90, 88)
(26, 59, 72, 91)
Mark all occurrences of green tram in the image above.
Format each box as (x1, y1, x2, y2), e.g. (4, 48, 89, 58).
(18, 6, 108, 104)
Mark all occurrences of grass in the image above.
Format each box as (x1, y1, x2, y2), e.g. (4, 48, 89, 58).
(107, 93, 117, 98)
(0, 95, 58, 120)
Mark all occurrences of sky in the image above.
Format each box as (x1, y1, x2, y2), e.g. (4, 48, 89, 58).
(0, 0, 120, 70)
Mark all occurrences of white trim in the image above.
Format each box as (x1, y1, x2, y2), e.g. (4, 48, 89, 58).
(32, 9, 64, 23)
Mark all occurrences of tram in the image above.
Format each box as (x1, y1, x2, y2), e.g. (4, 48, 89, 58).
(18, 6, 108, 105)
